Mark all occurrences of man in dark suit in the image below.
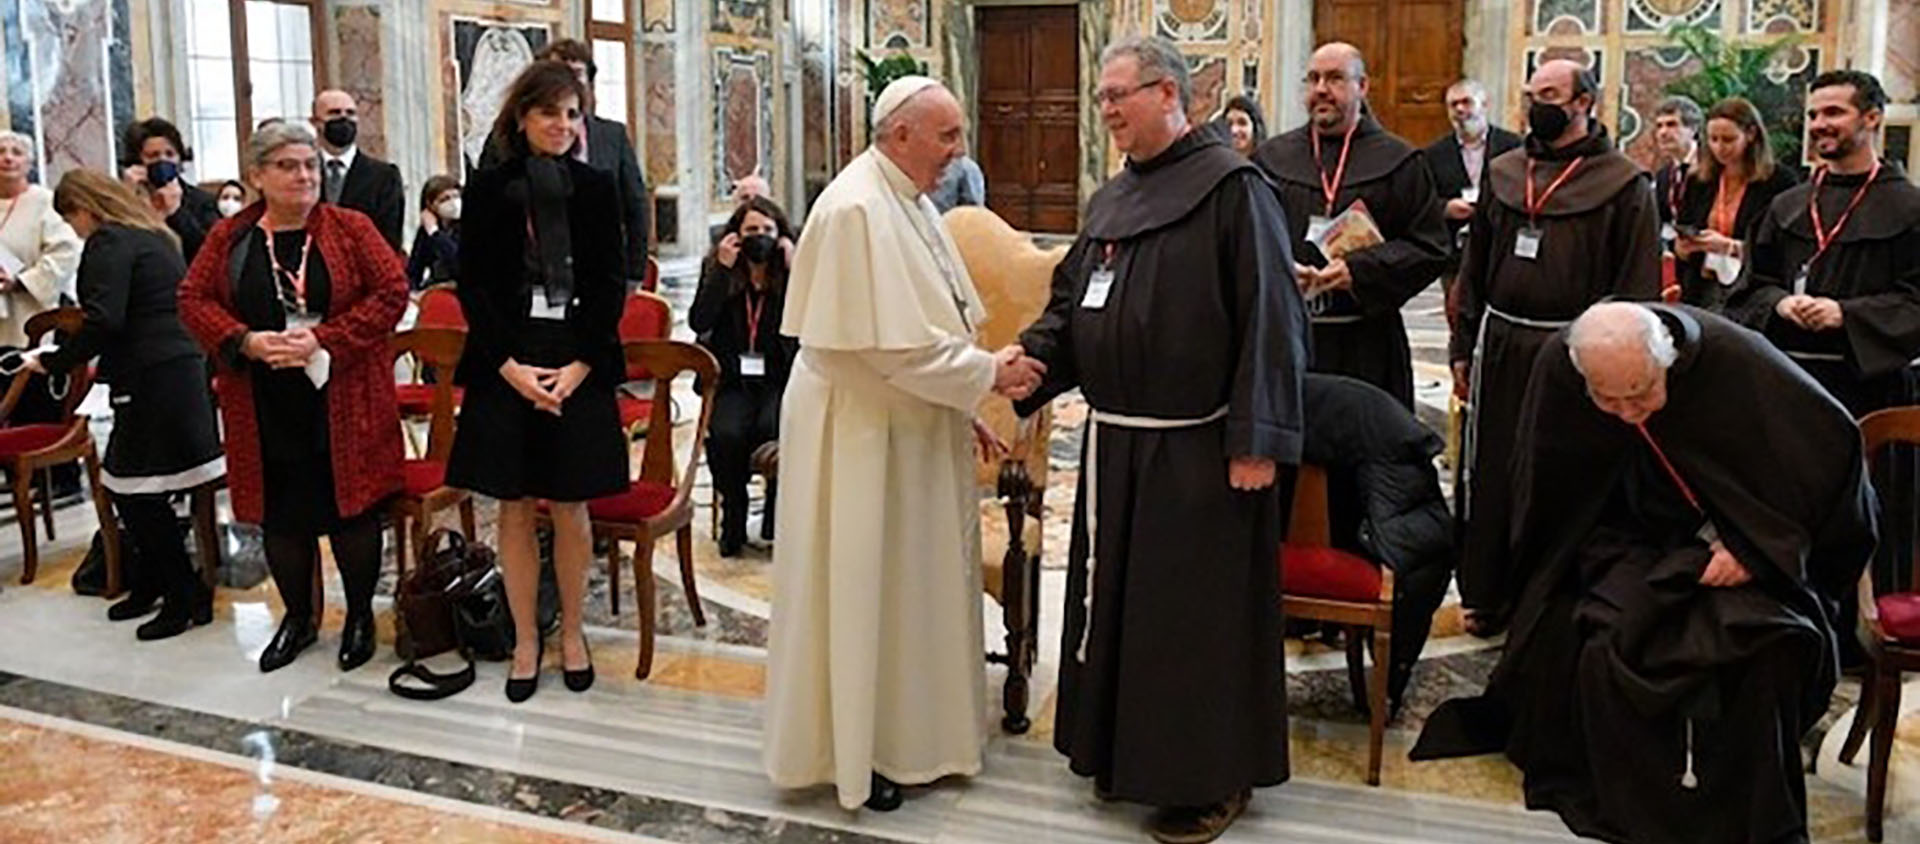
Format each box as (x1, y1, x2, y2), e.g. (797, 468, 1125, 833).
(1650, 95, 1703, 240)
(536, 39, 651, 284)
(1423, 79, 1521, 345)
(311, 90, 405, 253)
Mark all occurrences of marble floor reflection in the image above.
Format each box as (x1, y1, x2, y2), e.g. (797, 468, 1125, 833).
(0, 267, 1914, 842)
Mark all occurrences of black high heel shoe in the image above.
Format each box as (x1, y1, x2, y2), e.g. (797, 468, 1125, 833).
(506, 637, 544, 703)
(563, 636, 594, 693)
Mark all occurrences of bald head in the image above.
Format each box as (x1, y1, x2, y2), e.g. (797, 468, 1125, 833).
(1526, 59, 1598, 146)
(310, 89, 360, 153)
(1305, 42, 1370, 132)
(873, 83, 965, 194)
(731, 173, 770, 205)
(1568, 303, 1675, 424)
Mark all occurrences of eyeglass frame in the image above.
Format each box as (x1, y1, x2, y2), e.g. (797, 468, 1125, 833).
(1094, 76, 1169, 106)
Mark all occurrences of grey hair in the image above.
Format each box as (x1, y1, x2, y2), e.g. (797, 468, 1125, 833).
(245, 121, 317, 172)
(0, 131, 33, 159)
(1655, 95, 1704, 130)
(1567, 303, 1677, 376)
(1100, 36, 1192, 111)
(1447, 79, 1487, 103)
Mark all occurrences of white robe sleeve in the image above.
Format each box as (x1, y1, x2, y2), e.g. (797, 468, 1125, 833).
(17, 207, 81, 308)
(844, 335, 996, 413)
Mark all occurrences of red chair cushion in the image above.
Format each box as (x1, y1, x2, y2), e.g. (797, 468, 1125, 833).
(401, 460, 447, 497)
(618, 395, 653, 429)
(586, 480, 676, 523)
(395, 384, 463, 416)
(416, 289, 466, 330)
(1879, 592, 1920, 643)
(1279, 544, 1384, 603)
(0, 424, 69, 457)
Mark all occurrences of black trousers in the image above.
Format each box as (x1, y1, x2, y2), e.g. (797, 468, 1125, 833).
(112, 493, 196, 601)
(705, 381, 779, 539)
(264, 510, 383, 624)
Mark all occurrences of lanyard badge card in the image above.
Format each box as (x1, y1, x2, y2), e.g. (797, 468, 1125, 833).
(1082, 243, 1117, 310)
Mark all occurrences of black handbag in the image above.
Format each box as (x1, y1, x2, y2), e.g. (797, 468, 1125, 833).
(388, 530, 515, 700)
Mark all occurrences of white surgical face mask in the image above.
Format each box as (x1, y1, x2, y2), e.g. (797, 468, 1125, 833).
(435, 197, 462, 222)
(217, 198, 244, 217)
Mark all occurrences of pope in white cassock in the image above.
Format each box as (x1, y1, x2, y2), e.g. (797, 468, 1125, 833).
(762, 77, 1044, 811)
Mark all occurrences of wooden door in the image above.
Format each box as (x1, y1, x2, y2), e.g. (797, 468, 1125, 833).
(1314, 0, 1462, 148)
(976, 6, 1079, 233)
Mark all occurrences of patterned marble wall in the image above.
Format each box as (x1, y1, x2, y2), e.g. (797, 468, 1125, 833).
(336, 5, 387, 160)
(643, 41, 679, 189)
(709, 0, 782, 206)
(1889, 0, 1919, 104)
(1513, 0, 1847, 168)
(1, 0, 135, 183)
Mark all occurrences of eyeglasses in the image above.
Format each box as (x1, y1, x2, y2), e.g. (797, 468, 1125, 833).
(1304, 70, 1357, 87)
(1094, 77, 1165, 106)
(264, 157, 319, 174)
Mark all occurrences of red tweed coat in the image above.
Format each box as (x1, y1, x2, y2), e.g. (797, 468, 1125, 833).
(177, 202, 407, 525)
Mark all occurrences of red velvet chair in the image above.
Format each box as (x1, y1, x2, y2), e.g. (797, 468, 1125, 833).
(1278, 463, 1395, 786)
(616, 290, 672, 436)
(1838, 406, 1920, 841)
(395, 285, 465, 427)
(539, 340, 716, 679)
(386, 328, 476, 580)
(0, 309, 120, 590)
(640, 256, 660, 293)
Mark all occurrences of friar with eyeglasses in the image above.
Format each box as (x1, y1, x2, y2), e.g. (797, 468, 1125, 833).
(1007, 35, 1307, 844)
(1253, 41, 1449, 411)
(1451, 59, 1661, 639)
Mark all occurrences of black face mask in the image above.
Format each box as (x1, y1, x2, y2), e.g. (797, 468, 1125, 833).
(741, 233, 777, 264)
(322, 117, 358, 148)
(1527, 100, 1576, 143)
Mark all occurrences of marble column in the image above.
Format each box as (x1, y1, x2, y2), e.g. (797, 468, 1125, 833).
(1464, 0, 1516, 123)
(1272, 0, 1314, 132)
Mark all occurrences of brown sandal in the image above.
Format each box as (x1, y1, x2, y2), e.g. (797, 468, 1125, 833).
(1148, 788, 1250, 844)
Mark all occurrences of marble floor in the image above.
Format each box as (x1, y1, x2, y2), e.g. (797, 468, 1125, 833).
(1, 266, 1916, 842)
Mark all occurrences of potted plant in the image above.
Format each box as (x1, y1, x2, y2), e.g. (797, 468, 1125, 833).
(856, 49, 931, 123)
(1662, 23, 1806, 164)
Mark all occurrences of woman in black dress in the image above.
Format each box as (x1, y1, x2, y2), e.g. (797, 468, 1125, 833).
(1672, 97, 1800, 310)
(693, 196, 797, 556)
(449, 61, 628, 702)
(33, 169, 225, 640)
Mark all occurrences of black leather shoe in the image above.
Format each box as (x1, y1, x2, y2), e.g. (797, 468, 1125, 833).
(506, 638, 544, 703)
(563, 637, 594, 693)
(107, 592, 161, 621)
(864, 773, 903, 812)
(337, 612, 376, 672)
(718, 530, 745, 558)
(258, 616, 318, 673)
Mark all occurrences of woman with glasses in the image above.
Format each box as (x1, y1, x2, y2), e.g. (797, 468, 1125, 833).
(178, 120, 408, 674)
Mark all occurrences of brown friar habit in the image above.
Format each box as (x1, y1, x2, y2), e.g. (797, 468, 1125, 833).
(1014, 126, 1307, 807)
(1453, 127, 1662, 627)
(1255, 116, 1449, 408)
(1728, 159, 1920, 605)
(1414, 305, 1876, 844)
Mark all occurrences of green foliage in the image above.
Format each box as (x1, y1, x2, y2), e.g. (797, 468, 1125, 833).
(855, 50, 931, 102)
(1660, 23, 1806, 164)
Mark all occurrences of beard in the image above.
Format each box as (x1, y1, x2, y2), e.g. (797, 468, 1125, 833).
(1814, 131, 1857, 160)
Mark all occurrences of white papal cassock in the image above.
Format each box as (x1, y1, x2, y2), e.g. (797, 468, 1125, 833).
(761, 144, 996, 809)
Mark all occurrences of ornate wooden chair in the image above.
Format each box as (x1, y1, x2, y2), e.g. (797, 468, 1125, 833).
(386, 328, 476, 579)
(1838, 406, 1920, 841)
(0, 308, 119, 589)
(617, 291, 673, 437)
(945, 206, 1061, 734)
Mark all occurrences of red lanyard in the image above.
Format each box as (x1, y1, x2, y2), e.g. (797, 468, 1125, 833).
(743, 289, 765, 351)
(1667, 163, 1686, 221)
(1310, 120, 1360, 216)
(1525, 157, 1586, 227)
(1806, 160, 1881, 272)
(259, 221, 313, 312)
(1635, 423, 1702, 515)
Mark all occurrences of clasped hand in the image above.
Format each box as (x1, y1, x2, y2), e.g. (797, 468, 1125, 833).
(244, 327, 321, 369)
(1699, 540, 1753, 588)
(1775, 294, 1843, 331)
(992, 345, 1047, 400)
(500, 359, 591, 416)
(1294, 259, 1352, 296)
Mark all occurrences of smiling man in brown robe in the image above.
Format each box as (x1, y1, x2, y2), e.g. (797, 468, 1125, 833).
(1254, 42, 1448, 409)
(1451, 59, 1661, 634)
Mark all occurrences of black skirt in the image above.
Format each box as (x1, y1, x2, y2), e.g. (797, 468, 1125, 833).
(102, 356, 224, 484)
(446, 319, 629, 502)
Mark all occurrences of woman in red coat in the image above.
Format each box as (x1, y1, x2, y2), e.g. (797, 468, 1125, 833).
(178, 120, 407, 674)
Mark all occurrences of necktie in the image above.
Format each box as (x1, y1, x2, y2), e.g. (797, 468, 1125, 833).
(324, 160, 345, 203)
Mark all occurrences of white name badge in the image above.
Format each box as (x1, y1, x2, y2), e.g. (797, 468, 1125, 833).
(1793, 264, 1811, 296)
(1081, 269, 1116, 309)
(1460, 186, 1480, 204)
(529, 295, 569, 321)
(1660, 223, 1677, 244)
(739, 352, 766, 377)
(286, 314, 322, 331)
(1306, 215, 1334, 244)
(1515, 227, 1543, 260)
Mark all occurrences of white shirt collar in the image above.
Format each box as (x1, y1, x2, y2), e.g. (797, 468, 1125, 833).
(324, 145, 358, 173)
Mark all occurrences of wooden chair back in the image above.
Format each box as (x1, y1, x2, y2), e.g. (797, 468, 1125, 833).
(1857, 407, 1920, 630)
(1, 308, 94, 423)
(1286, 463, 1333, 547)
(626, 340, 719, 513)
(641, 256, 660, 293)
(620, 291, 673, 381)
(944, 206, 1063, 488)
(389, 328, 465, 462)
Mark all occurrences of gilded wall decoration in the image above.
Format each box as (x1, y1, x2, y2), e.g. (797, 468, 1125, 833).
(1155, 0, 1228, 44)
(713, 0, 773, 38)
(868, 0, 928, 50)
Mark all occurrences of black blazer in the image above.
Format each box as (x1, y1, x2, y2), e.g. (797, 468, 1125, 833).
(40, 225, 203, 381)
(586, 116, 650, 281)
(328, 151, 405, 253)
(1653, 159, 1691, 225)
(689, 258, 796, 389)
(1673, 164, 1802, 306)
(167, 183, 222, 265)
(1422, 125, 1522, 271)
(453, 156, 625, 390)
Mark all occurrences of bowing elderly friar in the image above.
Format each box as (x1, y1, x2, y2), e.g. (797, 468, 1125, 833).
(761, 75, 1044, 813)
(1451, 59, 1661, 635)
(1415, 302, 1876, 844)
(1009, 36, 1307, 844)
(1254, 41, 1448, 409)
